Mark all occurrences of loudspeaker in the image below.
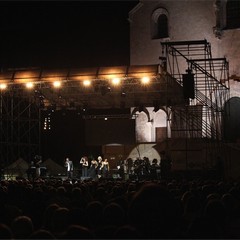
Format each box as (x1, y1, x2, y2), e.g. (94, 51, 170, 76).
(182, 72, 195, 99)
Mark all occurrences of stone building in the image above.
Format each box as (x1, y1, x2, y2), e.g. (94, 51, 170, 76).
(128, 0, 240, 178)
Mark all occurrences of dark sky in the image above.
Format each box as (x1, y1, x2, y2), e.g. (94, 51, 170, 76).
(0, 1, 139, 162)
(0, 1, 138, 69)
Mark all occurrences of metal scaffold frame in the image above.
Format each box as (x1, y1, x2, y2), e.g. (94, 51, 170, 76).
(0, 90, 41, 168)
(161, 39, 230, 140)
(161, 39, 230, 172)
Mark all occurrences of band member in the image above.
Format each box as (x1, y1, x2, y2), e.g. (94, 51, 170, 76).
(101, 158, 110, 178)
(126, 158, 133, 175)
(151, 158, 159, 168)
(97, 156, 103, 178)
(65, 157, 74, 179)
(143, 156, 151, 175)
(133, 157, 141, 176)
(150, 158, 160, 180)
(88, 158, 98, 180)
(80, 156, 88, 178)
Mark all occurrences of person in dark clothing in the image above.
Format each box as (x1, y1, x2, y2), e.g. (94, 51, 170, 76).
(88, 158, 98, 180)
(80, 156, 89, 178)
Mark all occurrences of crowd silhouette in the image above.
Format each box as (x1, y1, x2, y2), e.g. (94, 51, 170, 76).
(0, 175, 240, 239)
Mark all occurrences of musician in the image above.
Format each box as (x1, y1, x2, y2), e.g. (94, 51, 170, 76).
(126, 158, 133, 175)
(102, 158, 110, 178)
(88, 158, 98, 180)
(133, 157, 141, 176)
(80, 156, 89, 178)
(150, 158, 160, 180)
(151, 158, 159, 168)
(65, 157, 74, 179)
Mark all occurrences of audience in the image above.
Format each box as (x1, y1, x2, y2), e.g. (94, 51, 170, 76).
(0, 173, 240, 239)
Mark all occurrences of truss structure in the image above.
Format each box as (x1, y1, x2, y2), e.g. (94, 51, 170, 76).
(0, 65, 166, 110)
(160, 40, 230, 170)
(0, 64, 186, 166)
(0, 92, 40, 167)
(161, 39, 230, 141)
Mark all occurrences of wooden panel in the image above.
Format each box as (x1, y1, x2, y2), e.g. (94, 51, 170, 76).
(156, 127, 167, 142)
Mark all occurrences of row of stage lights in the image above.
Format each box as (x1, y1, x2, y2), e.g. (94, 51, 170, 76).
(0, 76, 151, 90)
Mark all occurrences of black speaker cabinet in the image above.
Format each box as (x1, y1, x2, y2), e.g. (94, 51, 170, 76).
(182, 72, 195, 99)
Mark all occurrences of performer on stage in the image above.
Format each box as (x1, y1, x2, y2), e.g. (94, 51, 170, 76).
(97, 156, 103, 178)
(65, 157, 74, 179)
(117, 159, 125, 179)
(34, 155, 42, 179)
(102, 158, 110, 178)
(88, 158, 98, 180)
(80, 156, 88, 178)
(150, 158, 160, 180)
(126, 158, 133, 175)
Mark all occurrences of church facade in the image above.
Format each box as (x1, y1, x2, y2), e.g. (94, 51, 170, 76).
(129, 0, 240, 143)
(128, 0, 240, 176)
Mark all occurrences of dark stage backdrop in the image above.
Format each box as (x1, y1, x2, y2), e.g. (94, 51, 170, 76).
(41, 111, 135, 164)
(85, 118, 136, 146)
(41, 111, 100, 165)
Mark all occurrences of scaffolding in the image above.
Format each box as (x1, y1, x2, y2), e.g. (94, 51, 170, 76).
(161, 39, 230, 171)
(0, 89, 41, 167)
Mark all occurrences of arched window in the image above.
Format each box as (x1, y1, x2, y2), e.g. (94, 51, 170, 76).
(151, 8, 169, 39)
(157, 14, 168, 38)
(226, 0, 240, 29)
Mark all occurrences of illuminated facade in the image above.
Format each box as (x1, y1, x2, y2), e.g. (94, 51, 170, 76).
(128, 0, 240, 176)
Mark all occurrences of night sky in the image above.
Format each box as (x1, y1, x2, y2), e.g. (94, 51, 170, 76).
(0, 1, 139, 163)
(0, 1, 138, 69)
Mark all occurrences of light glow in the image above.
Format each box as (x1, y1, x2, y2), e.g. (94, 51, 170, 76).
(0, 83, 7, 90)
(26, 82, 34, 89)
(83, 80, 91, 87)
(53, 81, 61, 88)
(141, 76, 150, 84)
(111, 78, 121, 85)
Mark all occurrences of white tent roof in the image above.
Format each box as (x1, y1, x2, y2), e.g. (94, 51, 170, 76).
(43, 158, 66, 176)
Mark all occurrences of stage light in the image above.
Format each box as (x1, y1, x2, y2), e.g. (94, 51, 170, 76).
(141, 76, 150, 84)
(43, 116, 51, 130)
(26, 82, 34, 89)
(53, 81, 61, 88)
(0, 83, 7, 90)
(83, 80, 91, 87)
(111, 78, 121, 86)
